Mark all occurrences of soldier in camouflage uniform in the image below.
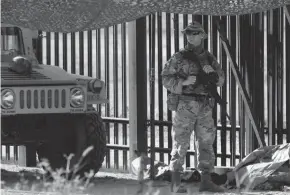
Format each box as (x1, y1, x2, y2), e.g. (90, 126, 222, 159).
(161, 21, 225, 193)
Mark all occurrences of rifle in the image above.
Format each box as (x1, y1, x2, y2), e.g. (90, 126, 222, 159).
(199, 71, 231, 121)
(180, 50, 231, 121)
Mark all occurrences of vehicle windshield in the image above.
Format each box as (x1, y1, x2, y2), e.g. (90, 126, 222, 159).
(1, 27, 24, 61)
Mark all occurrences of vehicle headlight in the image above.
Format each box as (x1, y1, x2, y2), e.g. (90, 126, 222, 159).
(1, 89, 15, 109)
(70, 88, 85, 107)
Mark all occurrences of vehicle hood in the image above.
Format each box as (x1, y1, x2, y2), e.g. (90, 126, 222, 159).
(1, 63, 78, 86)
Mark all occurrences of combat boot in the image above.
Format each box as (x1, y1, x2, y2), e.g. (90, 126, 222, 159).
(170, 171, 187, 193)
(199, 173, 226, 192)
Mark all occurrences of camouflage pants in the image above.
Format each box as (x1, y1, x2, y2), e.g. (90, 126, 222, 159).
(169, 97, 216, 174)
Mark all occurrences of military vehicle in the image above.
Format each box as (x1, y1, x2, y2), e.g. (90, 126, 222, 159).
(1, 23, 108, 178)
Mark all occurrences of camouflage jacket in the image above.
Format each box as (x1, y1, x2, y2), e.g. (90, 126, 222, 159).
(161, 46, 225, 95)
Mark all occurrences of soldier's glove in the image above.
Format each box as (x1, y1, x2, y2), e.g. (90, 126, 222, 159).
(202, 65, 215, 74)
(182, 75, 197, 86)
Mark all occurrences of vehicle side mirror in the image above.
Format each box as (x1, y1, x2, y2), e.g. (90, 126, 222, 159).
(9, 56, 32, 75)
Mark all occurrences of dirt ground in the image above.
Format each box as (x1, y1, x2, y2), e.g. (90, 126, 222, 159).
(1, 164, 289, 195)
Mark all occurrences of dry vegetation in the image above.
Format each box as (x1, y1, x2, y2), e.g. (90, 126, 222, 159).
(1, 148, 290, 195)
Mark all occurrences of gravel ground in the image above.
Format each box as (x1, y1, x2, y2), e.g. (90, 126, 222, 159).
(1, 164, 289, 195)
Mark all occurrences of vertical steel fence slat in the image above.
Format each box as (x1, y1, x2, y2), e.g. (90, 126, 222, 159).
(14, 146, 18, 161)
(286, 8, 290, 143)
(148, 15, 152, 123)
(113, 25, 119, 117)
(238, 16, 244, 160)
(104, 27, 111, 168)
(260, 12, 265, 145)
(273, 9, 279, 145)
(249, 14, 261, 148)
(273, 9, 280, 145)
(183, 14, 188, 46)
(203, 15, 209, 50)
(95, 29, 101, 79)
(256, 12, 265, 148)
(113, 25, 119, 169)
(148, 15, 152, 152)
(63, 33, 68, 71)
(79, 31, 84, 75)
(157, 12, 164, 162)
(272, 9, 279, 145)
(149, 14, 156, 176)
(136, 17, 148, 157)
(6, 145, 10, 161)
(46, 32, 51, 65)
(105, 123, 110, 169)
(105, 28, 110, 116)
(248, 15, 254, 150)
(96, 29, 102, 112)
(37, 31, 43, 63)
(114, 123, 119, 169)
(241, 14, 251, 154)
(88, 30, 93, 77)
(229, 15, 237, 166)
(121, 23, 128, 170)
(71, 32, 76, 74)
(277, 8, 284, 144)
(193, 15, 203, 26)
(267, 10, 276, 145)
(258, 12, 265, 147)
(252, 15, 259, 143)
(212, 16, 219, 165)
(54, 32, 59, 67)
(174, 14, 179, 53)
(166, 13, 173, 162)
(245, 14, 253, 152)
(220, 16, 228, 166)
(121, 24, 127, 118)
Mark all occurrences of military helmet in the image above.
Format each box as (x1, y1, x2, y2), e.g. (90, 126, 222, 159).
(181, 21, 208, 39)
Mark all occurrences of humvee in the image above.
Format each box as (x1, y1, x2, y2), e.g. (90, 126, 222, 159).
(1, 24, 108, 177)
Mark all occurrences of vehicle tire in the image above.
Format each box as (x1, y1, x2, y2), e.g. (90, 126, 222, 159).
(37, 112, 107, 179)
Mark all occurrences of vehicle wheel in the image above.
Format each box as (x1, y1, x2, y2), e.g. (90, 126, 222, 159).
(37, 112, 107, 179)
